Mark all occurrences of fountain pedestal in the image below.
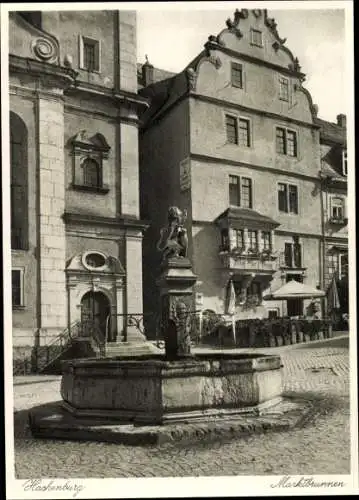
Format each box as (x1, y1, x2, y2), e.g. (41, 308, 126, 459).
(156, 257, 197, 359)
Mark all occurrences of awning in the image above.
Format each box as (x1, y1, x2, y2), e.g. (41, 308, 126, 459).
(263, 280, 326, 300)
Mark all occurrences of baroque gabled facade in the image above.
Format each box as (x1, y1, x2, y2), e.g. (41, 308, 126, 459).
(10, 10, 148, 371)
(139, 8, 345, 333)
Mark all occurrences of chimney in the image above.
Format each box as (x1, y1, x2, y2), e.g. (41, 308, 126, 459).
(337, 114, 346, 128)
(142, 55, 154, 87)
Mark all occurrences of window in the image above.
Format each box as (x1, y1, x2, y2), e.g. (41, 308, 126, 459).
(261, 231, 271, 250)
(235, 229, 244, 249)
(276, 128, 286, 155)
(226, 115, 238, 144)
(279, 77, 289, 101)
(247, 281, 261, 305)
(82, 158, 101, 188)
(247, 230, 258, 252)
(238, 119, 251, 147)
(80, 36, 100, 72)
(241, 177, 252, 207)
(331, 197, 345, 221)
(10, 112, 28, 250)
(268, 308, 279, 319)
(221, 229, 229, 251)
(231, 62, 243, 88)
(327, 252, 348, 280)
(340, 253, 348, 278)
(276, 127, 297, 157)
(278, 183, 298, 214)
(288, 185, 298, 214)
(229, 175, 253, 208)
(226, 115, 250, 147)
(284, 241, 302, 268)
(250, 28, 263, 47)
(342, 149, 347, 176)
(12, 269, 24, 307)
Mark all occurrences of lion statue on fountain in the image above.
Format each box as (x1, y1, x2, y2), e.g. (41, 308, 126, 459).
(157, 206, 188, 261)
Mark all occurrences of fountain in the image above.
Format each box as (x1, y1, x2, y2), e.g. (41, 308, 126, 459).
(29, 207, 286, 440)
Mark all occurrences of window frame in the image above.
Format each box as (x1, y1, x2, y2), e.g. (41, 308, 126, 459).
(12, 268, 24, 308)
(330, 196, 345, 222)
(79, 35, 101, 73)
(250, 28, 263, 47)
(82, 158, 102, 189)
(283, 240, 302, 268)
(230, 62, 243, 89)
(275, 126, 298, 157)
(279, 76, 290, 102)
(225, 114, 238, 144)
(278, 182, 299, 215)
(228, 174, 253, 209)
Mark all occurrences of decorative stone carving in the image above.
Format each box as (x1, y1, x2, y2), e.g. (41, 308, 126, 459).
(225, 9, 243, 39)
(265, 16, 287, 45)
(186, 67, 197, 91)
(157, 206, 188, 261)
(63, 54, 73, 68)
(252, 9, 262, 18)
(31, 37, 58, 64)
(171, 299, 192, 356)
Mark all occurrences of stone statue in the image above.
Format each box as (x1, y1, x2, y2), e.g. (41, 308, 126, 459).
(157, 206, 188, 261)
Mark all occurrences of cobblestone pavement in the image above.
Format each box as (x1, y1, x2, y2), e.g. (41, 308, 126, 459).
(13, 338, 351, 478)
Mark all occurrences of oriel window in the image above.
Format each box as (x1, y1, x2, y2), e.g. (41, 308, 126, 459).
(261, 231, 271, 250)
(248, 230, 258, 251)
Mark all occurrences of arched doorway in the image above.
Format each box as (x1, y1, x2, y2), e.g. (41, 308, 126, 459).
(81, 291, 111, 342)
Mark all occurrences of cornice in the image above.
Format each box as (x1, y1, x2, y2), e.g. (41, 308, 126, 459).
(9, 54, 78, 89)
(62, 212, 149, 231)
(64, 103, 139, 126)
(190, 93, 319, 131)
(190, 153, 321, 183)
(68, 81, 150, 114)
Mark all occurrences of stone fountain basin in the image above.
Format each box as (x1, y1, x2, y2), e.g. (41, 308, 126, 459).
(60, 353, 283, 425)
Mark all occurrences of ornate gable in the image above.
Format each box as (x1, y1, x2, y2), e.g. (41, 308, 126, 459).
(205, 8, 303, 76)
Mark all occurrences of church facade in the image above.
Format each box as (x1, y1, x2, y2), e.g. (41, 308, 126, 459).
(9, 10, 148, 370)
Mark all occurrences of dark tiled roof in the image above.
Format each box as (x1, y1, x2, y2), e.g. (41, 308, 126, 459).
(315, 117, 346, 146)
(139, 71, 188, 125)
(216, 207, 280, 227)
(137, 63, 176, 88)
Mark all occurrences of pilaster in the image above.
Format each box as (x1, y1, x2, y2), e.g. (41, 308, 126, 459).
(37, 85, 66, 329)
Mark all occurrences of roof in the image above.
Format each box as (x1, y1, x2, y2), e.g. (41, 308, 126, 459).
(315, 117, 346, 146)
(216, 207, 280, 228)
(264, 280, 325, 299)
(137, 63, 176, 88)
(139, 71, 188, 124)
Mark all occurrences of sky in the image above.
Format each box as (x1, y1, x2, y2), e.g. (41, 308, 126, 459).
(137, 6, 347, 123)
